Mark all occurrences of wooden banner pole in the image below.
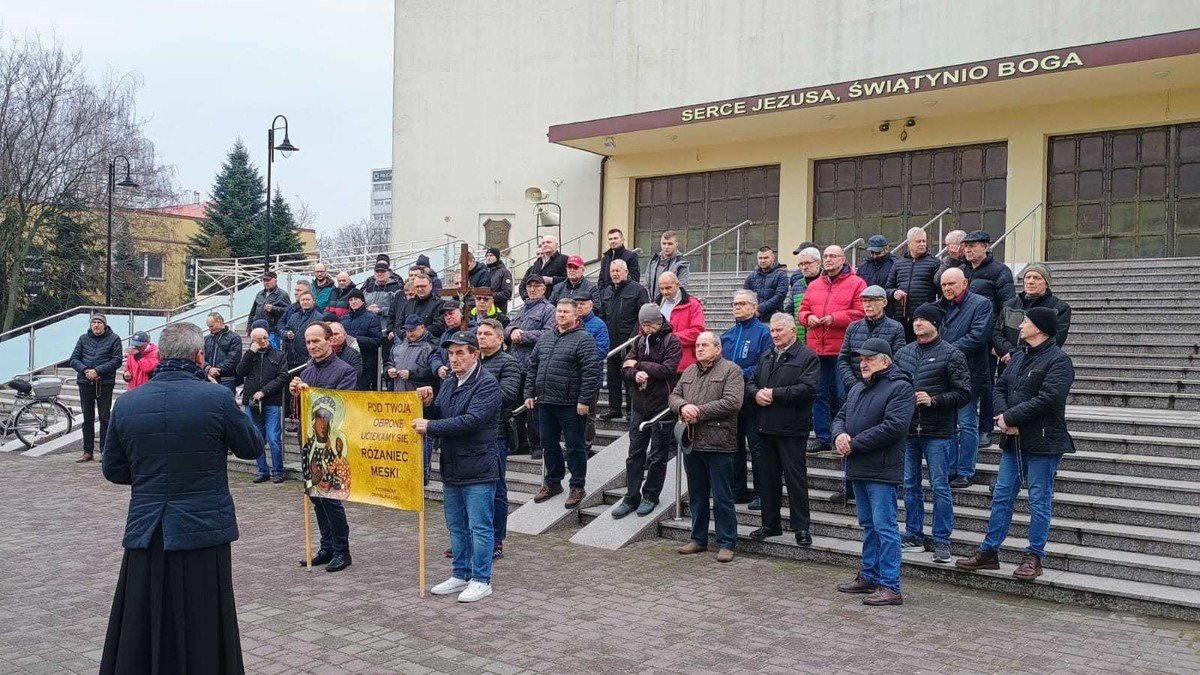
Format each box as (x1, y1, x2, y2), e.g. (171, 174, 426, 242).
(304, 495, 313, 570)
(418, 508, 426, 598)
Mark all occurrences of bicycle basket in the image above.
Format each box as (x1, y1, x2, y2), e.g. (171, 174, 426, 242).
(31, 378, 63, 398)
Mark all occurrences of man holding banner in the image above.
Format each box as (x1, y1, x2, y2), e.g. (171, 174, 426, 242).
(414, 331, 503, 603)
(290, 322, 359, 573)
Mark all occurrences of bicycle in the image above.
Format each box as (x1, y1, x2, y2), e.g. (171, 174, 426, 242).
(1, 378, 75, 448)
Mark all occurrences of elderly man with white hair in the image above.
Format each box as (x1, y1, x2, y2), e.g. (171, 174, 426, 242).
(520, 235, 569, 301)
(887, 226, 942, 342)
(599, 258, 650, 420)
(236, 326, 290, 482)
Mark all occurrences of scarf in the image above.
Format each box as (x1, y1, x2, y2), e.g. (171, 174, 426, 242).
(152, 358, 207, 380)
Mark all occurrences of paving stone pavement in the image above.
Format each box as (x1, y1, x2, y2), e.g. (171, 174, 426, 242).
(2, 452, 1199, 674)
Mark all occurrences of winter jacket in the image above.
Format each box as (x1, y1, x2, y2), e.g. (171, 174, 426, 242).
(468, 305, 511, 329)
(581, 311, 610, 387)
(204, 327, 243, 381)
(326, 281, 358, 319)
(481, 349, 522, 417)
(385, 331, 440, 391)
(785, 271, 814, 341)
(486, 260, 514, 311)
(550, 277, 600, 309)
(360, 276, 403, 331)
(599, 280, 651, 346)
(668, 358, 744, 452)
(599, 245, 641, 288)
(832, 365, 915, 484)
(893, 337, 972, 438)
(425, 365, 502, 485)
(659, 289, 706, 373)
(936, 291, 995, 396)
(343, 307, 384, 389)
(992, 291, 1072, 357)
(721, 317, 773, 380)
(994, 340, 1076, 455)
(934, 254, 966, 292)
(964, 253, 1016, 319)
(298, 353, 358, 391)
(798, 265, 867, 356)
(621, 322, 682, 416)
(103, 369, 263, 551)
(505, 297, 555, 365)
(837, 316, 907, 393)
(746, 339, 820, 436)
(235, 345, 289, 406)
(743, 262, 790, 318)
(857, 255, 896, 291)
(467, 261, 491, 290)
(523, 323, 600, 407)
(123, 344, 160, 390)
(520, 252, 568, 299)
(312, 277, 336, 311)
(70, 327, 124, 385)
(334, 344, 362, 388)
(250, 286, 291, 331)
(389, 293, 446, 338)
(284, 306, 322, 365)
(886, 251, 942, 320)
(645, 252, 691, 291)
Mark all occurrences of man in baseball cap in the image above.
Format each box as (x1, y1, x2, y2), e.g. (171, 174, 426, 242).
(122, 331, 160, 390)
(549, 254, 598, 307)
(857, 234, 895, 292)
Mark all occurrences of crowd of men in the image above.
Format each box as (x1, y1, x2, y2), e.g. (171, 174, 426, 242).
(73, 224, 1076, 605)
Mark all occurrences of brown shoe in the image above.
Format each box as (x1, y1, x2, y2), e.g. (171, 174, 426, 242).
(955, 548, 1000, 571)
(836, 573, 878, 594)
(75, 453, 94, 463)
(564, 486, 585, 509)
(1012, 552, 1043, 581)
(677, 541, 708, 555)
(716, 548, 735, 563)
(532, 485, 562, 503)
(862, 587, 904, 606)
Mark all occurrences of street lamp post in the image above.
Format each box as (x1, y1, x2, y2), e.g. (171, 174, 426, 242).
(105, 155, 139, 306)
(264, 115, 299, 271)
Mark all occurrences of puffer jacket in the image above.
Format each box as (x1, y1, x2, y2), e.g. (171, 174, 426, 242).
(581, 311, 610, 387)
(385, 331, 440, 391)
(668, 358, 744, 452)
(721, 317, 772, 380)
(934, 254, 966, 292)
(70, 327, 124, 385)
(746, 339, 819, 436)
(426, 365, 501, 485)
(886, 251, 942, 320)
(744, 262, 790, 318)
(235, 345, 289, 406)
(312, 277, 336, 311)
(549, 277, 600, 309)
(523, 322, 600, 406)
(123, 343, 161, 389)
(481, 349, 522, 418)
(204, 327, 243, 380)
(785, 271, 815, 341)
(600, 280, 650, 345)
(893, 337, 972, 438)
(937, 291, 995, 396)
(995, 339, 1076, 455)
(360, 276, 402, 331)
(283, 306, 322, 365)
(645, 252, 691, 291)
(622, 321, 682, 416)
(832, 365, 915, 484)
(326, 281, 358, 319)
(798, 265, 867, 356)
(857, 255, 895, 291)
(992, 291, 1072, 357)
(505, 297, 555, 365)
(964, 253, 1015, 318)
(334, 344, 362, 388)
(486, 260, 514, 311)
(467, 261, 491, 289)
(661, 289, 705, 373)
(389, 293, 446, 338)
(837, 315, 907, 393)
(343, 307, 384, 390)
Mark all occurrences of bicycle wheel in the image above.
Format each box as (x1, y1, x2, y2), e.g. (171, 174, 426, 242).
(15, 400, 73, 448)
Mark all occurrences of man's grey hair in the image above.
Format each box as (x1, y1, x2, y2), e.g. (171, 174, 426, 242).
(159, 323, 204, 360)
(945, 229, 966, 244)
(207, 312, 224, 323)
(733, 289, 757, 304)
(770, 313, 796, 328)
(797, 247, 820, 262)
(609, 259, 628, 272)
(696, 331, 720, 347)
(295, 280, 312, 290)
(907, 226, 926, 240)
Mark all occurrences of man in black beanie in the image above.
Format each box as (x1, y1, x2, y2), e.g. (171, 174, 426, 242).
(957, 305, 1075, 582)
(893, 303, 972, 563)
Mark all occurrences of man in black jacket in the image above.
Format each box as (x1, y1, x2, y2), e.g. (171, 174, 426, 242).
(388, 272, 446, 338)
(343, 290, 384, 390)
(483, 247, 514, 312)
(957, 307, 1076, 582)
(524, 299, 600, 509)
(746, 313, 820, 546)
(961, 230, 1015, 441)
(69, 313, 124, 462)
(249, 271, 291, 340)
(856, 235, 895, 291)
(598, 228, 641, 289)
(477, 318, 522, 559)
(992, 263, 1072, 364)
(612, 304, 681, 519)
(893, 304, 972, 563)
(204, 312, 243, 393)
(236, 327, 290, 483)
(549, 255, 600, 309)
(520, 236, 569, 301)
(599, 258, 650, 421)
(832, 338, 915, 607)
(886, 227, 941, 341)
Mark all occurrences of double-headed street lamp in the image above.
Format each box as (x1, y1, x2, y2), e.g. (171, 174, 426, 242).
(264, 114, 299, 269)
(105, 155, 139, 306)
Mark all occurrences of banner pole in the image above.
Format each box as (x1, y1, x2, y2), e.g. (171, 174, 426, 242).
(418, 508, 426, 598)
(304, 495, 313, 570)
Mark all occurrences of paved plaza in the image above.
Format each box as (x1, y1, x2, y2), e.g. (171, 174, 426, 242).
(1, 451, 1198, 675)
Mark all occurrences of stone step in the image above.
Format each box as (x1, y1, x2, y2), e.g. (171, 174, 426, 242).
(1051, 294, 1193, 305)
(1072, 375, 1200, 395)
(1060, 300, 1195, 312)
(429, 462, 544, 495)
(979, 446, 1200, 482)
(1063, 329, 1200, 347)
(1049, 268, 1200, 280)
(1065, 351, 1200, 368)
(1067, 430, 1200, 461)
(1045, 257, 1200, 271)
(657, 520, 1200, 621)
(1069, 389, 1200, 411)
(1064, 341, 1198, 356)
(1074, 363, 1200, 380)
(1068, 315, 1200, 329)
(1063, 405, 1200, 440)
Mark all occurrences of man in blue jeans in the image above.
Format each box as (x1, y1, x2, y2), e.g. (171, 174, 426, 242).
(936, 268, 994, 490)
(236, 327, 290, 483)
(957, 307, 1075, 581)
(833, 338, 915, 606)
(417, 331, 502, 603)
(893, 304, 972, 563)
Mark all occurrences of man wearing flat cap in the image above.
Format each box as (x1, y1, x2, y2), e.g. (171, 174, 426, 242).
(856, 234, 895, 292)
(957, 306, 1075, 582)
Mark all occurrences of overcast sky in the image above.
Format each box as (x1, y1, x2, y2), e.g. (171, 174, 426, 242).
(4, 0, 393, 234)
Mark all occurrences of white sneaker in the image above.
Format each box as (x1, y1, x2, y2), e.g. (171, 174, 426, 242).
(457, 580, 492, 603)
(430, 577, 469, 596)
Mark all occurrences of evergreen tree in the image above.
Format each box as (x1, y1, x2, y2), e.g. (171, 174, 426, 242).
(109, 223, 147, 308)
(17, 210, 103, 323)
(191, 140, 265, 259)
(265, 187, 305, 262)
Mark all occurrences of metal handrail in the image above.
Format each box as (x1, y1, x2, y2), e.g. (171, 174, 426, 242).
(989, 203, 1042, 253)
(840, 237, 865, 268)
(0, 305, 173, 341)
(606, 336, 637, 359)
(891, 207, 951, 256)
(639, 407, 673, 431)
(679, 220, 752, 300)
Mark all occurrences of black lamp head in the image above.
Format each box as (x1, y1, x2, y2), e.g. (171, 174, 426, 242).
(117, 176, 139, 188)
(275, 136, 299, 154)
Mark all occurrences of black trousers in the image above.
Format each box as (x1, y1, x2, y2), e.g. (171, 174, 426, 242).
(624, 409, 675, 504)
(606, 359, 627, 415)
(759, 433, 811, 532)
(79, 381, 115, 453)
(309, 496, 350, 555)
(515, 371, 541, 454)
(733, 405, 762, 501)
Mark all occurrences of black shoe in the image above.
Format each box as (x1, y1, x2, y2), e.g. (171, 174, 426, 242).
(253, 475, 270, 483)
(493, 542, 504, 560)
(950, 476, 972, 490)
(795, 530, 812, 546)
(301, 549, 333, 567)
(601, 411, 624, 421)
(749, 527, 782, 541)
(807, 441, 831, 455)
(272, 475, 286, 484)
(530, 450, 544, 460)
(326, 554, 352, 573)
(829, 489, 851, 504)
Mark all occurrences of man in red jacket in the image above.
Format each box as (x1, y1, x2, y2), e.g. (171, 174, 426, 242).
(798, 245, 866, 452)
(121, 332, 160, 390)
(655, 271, 705, 374)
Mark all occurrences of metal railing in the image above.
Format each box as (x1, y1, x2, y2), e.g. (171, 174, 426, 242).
(840, 238, 865, 268)
(989, 203, 1042, 272)
(633, 407, 682, 519)
(606, 336, 638, 360)
(892, 207, 951, 257)
(680, 220, 753, 300)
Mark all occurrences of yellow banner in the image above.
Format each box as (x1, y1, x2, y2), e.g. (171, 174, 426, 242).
(299, 387, 425, 512)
